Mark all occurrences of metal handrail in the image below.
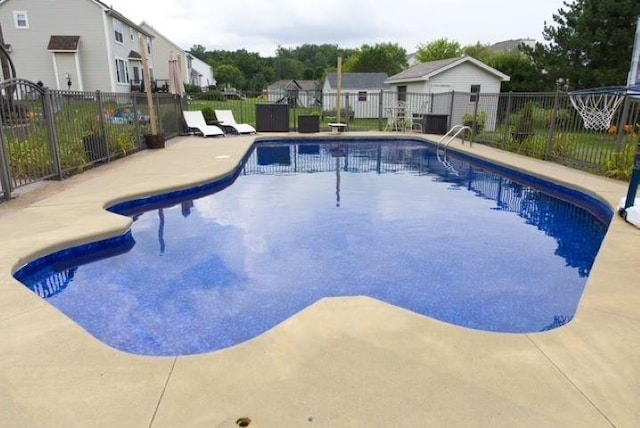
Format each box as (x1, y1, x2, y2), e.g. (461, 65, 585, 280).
(436, 125, 472, 152)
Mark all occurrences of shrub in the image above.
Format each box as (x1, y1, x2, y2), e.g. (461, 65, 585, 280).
(184, 83, 202, 94)
(201, 106, 216, 124)
(512, 102, 535, 135)
(551, 133, 578, 159)
(106, 124, 137, 157)
(462, 111, 487, 133)
(603, 143, 635, 180)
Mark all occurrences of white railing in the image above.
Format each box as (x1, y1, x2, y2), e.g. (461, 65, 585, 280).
(436, 125, 473, 152)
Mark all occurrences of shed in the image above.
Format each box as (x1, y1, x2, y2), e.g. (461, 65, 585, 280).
(385, 56, 510, 131)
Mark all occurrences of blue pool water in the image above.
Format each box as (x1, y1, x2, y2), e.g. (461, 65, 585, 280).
(15, 139, 611, 356)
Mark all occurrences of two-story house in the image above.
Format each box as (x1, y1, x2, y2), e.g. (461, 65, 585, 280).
(0, 0, 155, 93)
(139, 21, 189, 91)
(188, 54, 215, 90)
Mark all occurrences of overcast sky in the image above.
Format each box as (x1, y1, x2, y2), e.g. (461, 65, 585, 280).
(105, 0, 566, 57)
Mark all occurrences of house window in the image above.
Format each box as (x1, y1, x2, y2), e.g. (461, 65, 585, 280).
(397, 86, 407, 102)
(115, 58, 129, 84)
(470, 84, 481, 102)
(13, 11, 29, 29)
(114, 20, 124, 44)
(358, 91, 367, 101)
(132, 65, 140, 82)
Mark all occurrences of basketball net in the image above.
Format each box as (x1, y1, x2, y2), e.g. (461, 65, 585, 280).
(569, 90, 625, 131)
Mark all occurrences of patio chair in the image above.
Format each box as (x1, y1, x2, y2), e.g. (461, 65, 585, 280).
(214, 110, 256, 134)
(183, 111, 225, 137)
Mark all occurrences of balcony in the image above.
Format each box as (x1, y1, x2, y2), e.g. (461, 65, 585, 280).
(130, 79, 169, 93)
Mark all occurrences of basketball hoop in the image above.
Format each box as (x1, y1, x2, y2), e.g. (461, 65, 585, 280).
(568, 87, 626, 131)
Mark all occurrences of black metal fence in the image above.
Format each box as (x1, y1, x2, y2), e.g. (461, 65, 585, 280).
(2, 83, 638, 202)
(0, 78, 185, 201)
(188, 89, 640, 178)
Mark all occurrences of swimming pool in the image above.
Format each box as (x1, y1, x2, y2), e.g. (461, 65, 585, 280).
(15, 139, 611, 356)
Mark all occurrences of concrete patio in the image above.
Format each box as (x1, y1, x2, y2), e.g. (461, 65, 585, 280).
(0, 133, 638, 427)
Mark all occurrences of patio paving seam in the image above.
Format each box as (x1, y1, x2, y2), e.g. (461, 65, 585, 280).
(525, 335, 616, 427)
(0, 302, 45, 326)
(589, 307, 640, 323)
(148, 356, 178, 428)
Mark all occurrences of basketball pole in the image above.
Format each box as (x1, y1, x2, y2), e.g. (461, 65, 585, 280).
(623, 145, 640, 210)
(622, 17, 640, 212)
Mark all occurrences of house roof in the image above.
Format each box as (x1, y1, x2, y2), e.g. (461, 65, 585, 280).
(128, 50, 142, 60)
(385, 56, 510, 84)
(96, 1, 154, 38)
(268, 79, 319, 91)
(47, 36, 80, 52)
(325, 73, 390, 90)
(488, 39, 536, 54)
(139, 21, 184, 53)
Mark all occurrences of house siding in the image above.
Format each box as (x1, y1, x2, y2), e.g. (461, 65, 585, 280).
(0, 0, 154, 93)
(190, 56, 214, 89)
(388, 61, 506, 131)
(141, 23, 188, 84)
(428, 62, 502, 131)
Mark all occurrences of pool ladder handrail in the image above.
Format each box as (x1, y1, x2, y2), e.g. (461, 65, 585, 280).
(436, 125, 473, 153)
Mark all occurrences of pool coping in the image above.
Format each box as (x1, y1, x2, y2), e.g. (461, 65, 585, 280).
(0, 133, 638, 426)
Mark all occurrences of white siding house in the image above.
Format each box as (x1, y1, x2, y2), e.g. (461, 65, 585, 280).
(0, 0, 155, 92)
(139, 21, 189, 88)
(188, 55, 215, 90)
(322, 73, 389, 119)
(385, 56, 510, 131)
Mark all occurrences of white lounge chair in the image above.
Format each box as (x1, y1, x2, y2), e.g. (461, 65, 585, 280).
(183, 111, 225, 137)
(214, 110, 256, 134)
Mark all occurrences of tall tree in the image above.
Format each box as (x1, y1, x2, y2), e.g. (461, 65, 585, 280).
(214, 64, 245, 89)
(463, 42, 492, 63)
(525, 0, 640, 90)
(343, 43, 408, 76)
(415, 38, 462, 62)
(488, 52, 554, 92)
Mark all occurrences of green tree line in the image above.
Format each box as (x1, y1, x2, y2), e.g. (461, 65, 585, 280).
(190, 0, 640, 93)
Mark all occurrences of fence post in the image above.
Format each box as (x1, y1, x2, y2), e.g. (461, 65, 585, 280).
(623, 139, 640, 209)
(154, 91, 163, 134)
(448, 91, 455, 130)
(471, 92, 480, 141)
(501, 92, 513, 148)
(615, 94, 632, 153)
(95, 90, 109, 161)
(378, 90, 384, 131)
(132, 93, 142, 149)
(43, 87, 63, 179)
(545, 90, 561, 160)
(0, 114, 12, 200)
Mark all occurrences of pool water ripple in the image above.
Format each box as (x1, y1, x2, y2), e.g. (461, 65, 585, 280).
(15, 140, 610, 356)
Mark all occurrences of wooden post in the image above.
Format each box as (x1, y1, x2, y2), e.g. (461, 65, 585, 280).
(138, 35, 158, 135)
(336, 56, 342, 124)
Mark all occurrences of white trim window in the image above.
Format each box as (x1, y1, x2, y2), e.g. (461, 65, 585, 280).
(13, 11, 29, 29)
(113, 19, 124, 44)
(470, 84, 481, 103)
(115, 58, 129, 84)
